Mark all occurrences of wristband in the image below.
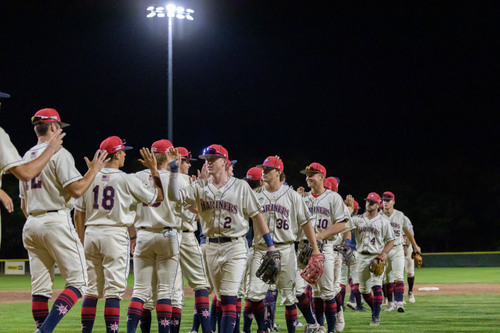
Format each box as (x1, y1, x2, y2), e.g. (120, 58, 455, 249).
(345, 238, 352, 247)
(130, 236, 137, 240)
(168, 160, 179, 173)
(262, 232, 274, 247)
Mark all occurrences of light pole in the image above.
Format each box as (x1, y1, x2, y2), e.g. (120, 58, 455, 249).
(147, 4, 194, 143)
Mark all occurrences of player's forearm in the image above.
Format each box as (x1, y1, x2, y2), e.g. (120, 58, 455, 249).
(9, 147, 56, 182)
(302, 221, 320, 254)
(252, 213, 276, 251)
(167, 173, 181, 202)
(150, 170, 164, 203)
(64, 168, 100, 198)
(403, 228, 418, 249)
(317, 221, 346, 241)
(380, 239, 394, 259)
(74, 210, 86, 244)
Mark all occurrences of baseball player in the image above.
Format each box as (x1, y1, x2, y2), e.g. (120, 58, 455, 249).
(299, 162, 351, 333)
(167, 144, 277, 333)
(245, 156, 320, 333)
(170, 146, 211, 333)
(380, 191, 421, 312)
(74, 136, 163, 333)
(19, 108, 108, 333)
(404, 232, 417, 303)
(124, 139, 181, 333)
(343, 192, 395, 327)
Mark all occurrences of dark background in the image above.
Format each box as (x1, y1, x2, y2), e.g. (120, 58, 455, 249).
(1, 1, 499, 258)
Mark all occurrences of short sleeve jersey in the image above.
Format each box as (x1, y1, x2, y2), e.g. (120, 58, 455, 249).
(254, 184, 311, 245)
(177, 173, 197, 232)
(75, 168, 157, 227)
(303, 189, 351, 245)
(383, 209, 413, 246)
(133, 169, 179, 229)
(179, 177, 261, 238)
(0, 127, 23, 175)
(19, 144, 82, 214)
(346, 213, 395, 253)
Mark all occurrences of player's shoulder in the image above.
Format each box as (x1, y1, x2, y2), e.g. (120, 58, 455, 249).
(378, 213, 391, 224)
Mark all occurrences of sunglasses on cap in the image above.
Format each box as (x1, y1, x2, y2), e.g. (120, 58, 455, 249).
(31, 115, 59, 124)
(202, 147, 224, 157)
(305, 166, 322, 173)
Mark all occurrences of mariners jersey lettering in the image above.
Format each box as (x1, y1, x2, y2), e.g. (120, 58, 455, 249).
(254, 185, 310, 245)
(303, 190, 351, 245)
(134, 169, 180, 229)
(75, 168, 157, 227)
(383, 209, 412, 245)
(177, 173, 197, 232)
(0, 127, 23, 175)
(346, 214, 395, 253)
(19, 144, 82, 214)
(179, 177, 261, 238)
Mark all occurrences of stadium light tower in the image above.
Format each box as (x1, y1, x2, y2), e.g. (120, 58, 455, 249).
(147, 4, 194, 143)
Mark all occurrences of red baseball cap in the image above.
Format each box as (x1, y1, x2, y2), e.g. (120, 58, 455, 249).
(383, 191, 395, 200)
(324, 177, 339, 192)
(100, 136, 133, 154)
(365, 192, 381, 203)
(31, 108, 70, 128)
(151, 139, 173, 153)
(246, 167, 263, 180)
(353, 199, 359, 211)
(177, 147, 197, 161)
(257, 156, 284, 172)
(300, 162, 326, 176)
(199, 144, 229, 160)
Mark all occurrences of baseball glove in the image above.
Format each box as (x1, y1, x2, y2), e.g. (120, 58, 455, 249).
(256, 250, 281, 284)
(412, 252, 423, 268)
(369, 257, 386, 276)
(335, 244, 355, 266)
(297, 240, 324, 268)
(300, 253, 325, 284)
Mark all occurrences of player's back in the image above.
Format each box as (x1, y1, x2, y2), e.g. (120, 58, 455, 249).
(20, 144, 81, 214)
(76, 168, 157, 227)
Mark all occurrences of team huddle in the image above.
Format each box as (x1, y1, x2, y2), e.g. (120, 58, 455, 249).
(0, 103, 422, 333)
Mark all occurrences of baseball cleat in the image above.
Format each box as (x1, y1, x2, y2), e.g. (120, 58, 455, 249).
(346, 301, 357, 311)
(303, 323, 319, 333)
(382, 297, 388, 306)
(335, 307, 345, 332)
(396, 301, 405, 312)
(369, 318, 380, 326)
(356, 305, 368, 312)
(316, 326, 327, 333)
(409, 292, 415, 303)
(385, 302, 395, 312)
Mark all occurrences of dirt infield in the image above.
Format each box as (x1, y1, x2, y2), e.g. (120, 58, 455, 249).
(1, 283, 499, 303)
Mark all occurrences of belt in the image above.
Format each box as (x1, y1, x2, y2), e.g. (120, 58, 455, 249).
(209, 237, 238, 243)
(303, 239, 329, 244)
(275, 241, 294, 246)
(139, 227, 172, 231)
(29, 209, 60, 216)
(360, 251, 377, 255)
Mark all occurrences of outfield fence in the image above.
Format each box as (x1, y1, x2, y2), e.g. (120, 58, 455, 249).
(1, 251, 500, 274)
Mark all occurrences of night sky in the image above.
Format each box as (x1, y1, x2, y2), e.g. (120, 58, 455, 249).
(1, 1, 499, 255)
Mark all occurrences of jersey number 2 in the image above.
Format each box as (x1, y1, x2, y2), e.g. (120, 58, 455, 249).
(92, 185, 115, 210)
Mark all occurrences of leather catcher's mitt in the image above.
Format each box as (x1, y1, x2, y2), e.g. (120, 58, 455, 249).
(256, 250, 281, 284)
(412, 252, 423, 268)
(298, 240, 324, 268)
(369, 257, 385, 276)
(300, 253, 325, 284)
(335, 244, 355, 266)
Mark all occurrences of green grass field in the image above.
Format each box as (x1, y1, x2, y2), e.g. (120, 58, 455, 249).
(1, 267, 499, 332)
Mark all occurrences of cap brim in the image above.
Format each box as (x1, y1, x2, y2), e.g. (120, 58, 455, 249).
(230, 160, 238, 165)
(60, 122, 70, 128)
(0, 92, 11, 98)
(198, 154, 225, 159)
(300, 169, 321, 175)
(256, 163, 278, 170)
(364, 198, 379, 203)
(124, 146, 133, 150)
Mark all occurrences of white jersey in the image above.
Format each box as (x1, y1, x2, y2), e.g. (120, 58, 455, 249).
(19, 144, 82, 214)
(134, 169, 179, 229)
(254, 184, 310, 245)
(0, 127, 23, 175)
(303, 189, 351, 245)
(179, 177, 261, 238)
(177, 173, 197, 232)
(382, 209, 412, 246)
(75, 168, 158, 227)
(346, 213, 395, 254)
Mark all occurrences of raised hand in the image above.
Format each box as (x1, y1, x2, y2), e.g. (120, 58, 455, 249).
(47, 128, 66, 151)
(139, 147, 158, 171)
(0, 189, 14, 213)
(84, 150, 109, 171)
